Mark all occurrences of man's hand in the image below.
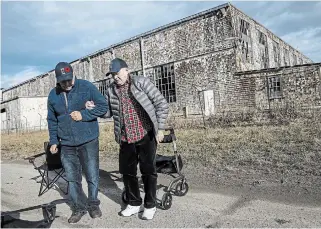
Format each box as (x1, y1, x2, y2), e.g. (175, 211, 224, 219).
(50, 144, 58, 154)
(70, 111, 82, 121)
(85, 101, 95, 110)
(156, 130, 164, 144)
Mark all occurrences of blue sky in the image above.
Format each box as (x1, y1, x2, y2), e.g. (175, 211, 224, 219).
(1, 1, 321, 89)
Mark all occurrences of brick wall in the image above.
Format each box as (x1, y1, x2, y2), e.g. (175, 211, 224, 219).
(232, 64, 321, 112)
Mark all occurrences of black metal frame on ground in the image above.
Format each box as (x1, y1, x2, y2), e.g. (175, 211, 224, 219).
(24, 142, 69, 197)
(1, 199, 67, 228)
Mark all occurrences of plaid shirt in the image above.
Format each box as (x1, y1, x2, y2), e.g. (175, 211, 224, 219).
(118, 82, 153, 143)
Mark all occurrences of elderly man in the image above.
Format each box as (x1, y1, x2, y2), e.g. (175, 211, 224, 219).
(47, 62, 108, 224)
(87, 58, 169, 220)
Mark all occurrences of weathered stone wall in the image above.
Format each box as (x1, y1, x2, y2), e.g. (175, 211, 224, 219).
(143, 7, 233, 68)
(232, 64, 321, 112)
(114, 41, 142, 72)
(172, 48, 237, 114)
(230, 5, 313, 72)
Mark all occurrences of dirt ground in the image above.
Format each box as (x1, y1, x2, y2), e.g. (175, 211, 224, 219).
(1, 119, 321, 227)
(1, 158, 321, 228)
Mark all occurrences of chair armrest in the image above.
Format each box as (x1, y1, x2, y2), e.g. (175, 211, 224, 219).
(24, 152, 46, 165)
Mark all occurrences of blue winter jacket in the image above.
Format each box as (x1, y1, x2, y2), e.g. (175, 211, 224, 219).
(47, 78, 108, 146)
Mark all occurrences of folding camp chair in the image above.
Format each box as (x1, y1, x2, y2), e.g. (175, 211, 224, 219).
(25, 142, 69, 196)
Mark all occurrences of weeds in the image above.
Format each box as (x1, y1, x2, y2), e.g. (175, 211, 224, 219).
(1, 109, 320, 177)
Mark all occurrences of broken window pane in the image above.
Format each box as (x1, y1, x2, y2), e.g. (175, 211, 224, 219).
(268, 76, 282, 99)
(240, 19, 250, 35)
(240, 19, 251, 62)
(150, 63, 176, 103)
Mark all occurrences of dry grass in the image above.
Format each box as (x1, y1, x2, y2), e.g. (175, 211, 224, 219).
(1, 118, 321, 177)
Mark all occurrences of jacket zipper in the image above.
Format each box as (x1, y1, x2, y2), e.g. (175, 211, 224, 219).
(113, 86, 122, 143)
(63, 92, 68, 113)
(62, 91, 75, 144)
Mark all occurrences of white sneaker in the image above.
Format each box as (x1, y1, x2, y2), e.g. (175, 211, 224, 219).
(120, 205, 143, 217)
(142, 207, 156, 220)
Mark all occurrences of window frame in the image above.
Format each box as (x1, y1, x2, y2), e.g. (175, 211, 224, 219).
(267, 75, 283, 99)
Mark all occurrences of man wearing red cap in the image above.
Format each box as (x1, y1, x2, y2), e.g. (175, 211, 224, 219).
(47, 62, 108, 223)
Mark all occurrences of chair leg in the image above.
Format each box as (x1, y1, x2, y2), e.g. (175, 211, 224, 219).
(51, 168, 69, 195)
(38, 170, 50, 196)
(37, 168, 69, 196)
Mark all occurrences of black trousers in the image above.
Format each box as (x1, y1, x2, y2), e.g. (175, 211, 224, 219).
(119, 131, 157, 208)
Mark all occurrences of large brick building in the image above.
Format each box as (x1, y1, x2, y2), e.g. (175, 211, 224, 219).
(1, 3, 320, 131)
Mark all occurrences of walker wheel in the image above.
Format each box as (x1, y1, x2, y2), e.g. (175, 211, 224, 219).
(121, 191, 128, 204)
(42, 204, 56, 223)
(161, 192, 172, 210)
(174, 181, 189, 196)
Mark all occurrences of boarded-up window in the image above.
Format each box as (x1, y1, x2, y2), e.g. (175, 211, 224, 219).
(268, 76, 282, 99)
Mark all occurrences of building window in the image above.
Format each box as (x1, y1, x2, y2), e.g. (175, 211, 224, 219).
(240, 19, 250, 35)
(240, 19, 251, 62)
(273, 41, 280, 67)
(258, 30, 267, 46)
(293, 54, 297, 65)
(268, 76, 282, 99)
(151, 63, 176, 103)
(258, 30, 269, 68)
(284, 49, 289, 66)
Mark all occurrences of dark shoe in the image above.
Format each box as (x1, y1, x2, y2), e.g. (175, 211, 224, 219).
(88, 206, 102, 218)
(68, 211, 86, 224)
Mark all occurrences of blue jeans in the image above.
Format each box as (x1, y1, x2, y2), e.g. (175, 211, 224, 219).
(60, 138, 100, 212)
